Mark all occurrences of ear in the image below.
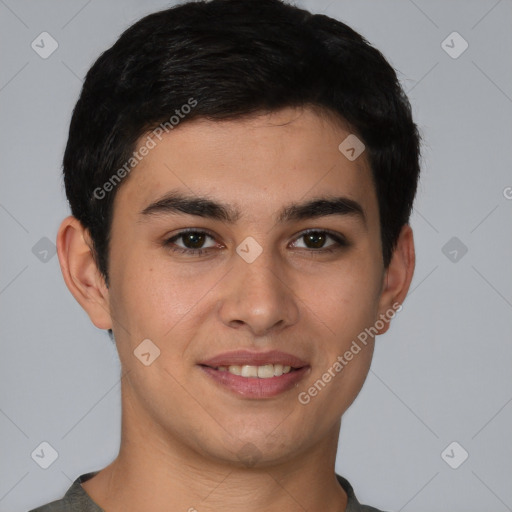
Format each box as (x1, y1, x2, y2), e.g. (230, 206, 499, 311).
(56, 216, 112, 330)
(375, 224, 415, 335)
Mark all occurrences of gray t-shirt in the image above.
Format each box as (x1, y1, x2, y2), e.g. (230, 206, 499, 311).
(29, 471, 388, 512)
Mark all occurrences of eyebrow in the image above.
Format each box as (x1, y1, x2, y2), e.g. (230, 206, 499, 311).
(139, 190, 366, 226)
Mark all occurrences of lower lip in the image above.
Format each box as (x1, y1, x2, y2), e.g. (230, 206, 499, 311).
(199, 366, 310, 399)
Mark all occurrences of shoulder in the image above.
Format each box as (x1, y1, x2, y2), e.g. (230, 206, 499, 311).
(336, 474, 391, 512)
(29, 499, 70, 512)
(28, 472, 103, 512)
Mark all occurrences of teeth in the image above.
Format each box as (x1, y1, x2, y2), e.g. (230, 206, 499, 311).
(257, 364, 274, 378)
(216, 364, 294, 378)
(241, 365, 258, 378)
(228, 365, 241, 375)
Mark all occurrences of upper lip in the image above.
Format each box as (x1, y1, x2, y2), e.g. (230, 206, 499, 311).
(200, 350, 308, 368)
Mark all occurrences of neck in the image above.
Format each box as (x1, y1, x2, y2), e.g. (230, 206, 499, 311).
(82, 385, 347, 512)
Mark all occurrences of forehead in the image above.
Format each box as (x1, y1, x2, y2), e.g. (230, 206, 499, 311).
(114, 107, 378, 225)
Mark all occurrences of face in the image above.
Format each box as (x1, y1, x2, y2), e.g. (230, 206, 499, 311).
(97, 107, 395, 466)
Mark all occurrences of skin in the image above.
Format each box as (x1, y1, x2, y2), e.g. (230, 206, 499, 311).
(57, 106, 415, 512)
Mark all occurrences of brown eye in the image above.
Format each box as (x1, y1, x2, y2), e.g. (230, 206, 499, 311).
(292, 230, 348, 252)
(164, 230, 218, 254)
(303, 231, 327, 249)
(181, 232, 207, 249)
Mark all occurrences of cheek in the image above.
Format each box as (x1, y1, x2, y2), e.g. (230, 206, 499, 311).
(302, 256, 382, 337)
(108, 252, 222, 345)
(305, 255, 382, 411)
(330, 346, 374, 414)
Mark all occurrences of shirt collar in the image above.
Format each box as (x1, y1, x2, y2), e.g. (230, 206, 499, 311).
(67, 471, 373, 511)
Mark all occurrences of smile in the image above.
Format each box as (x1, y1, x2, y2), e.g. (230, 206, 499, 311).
(213, 363, 293, 378)
(198, 350, 310, 398)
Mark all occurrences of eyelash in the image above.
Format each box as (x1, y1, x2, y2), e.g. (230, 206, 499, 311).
(162, 228, 349, 256)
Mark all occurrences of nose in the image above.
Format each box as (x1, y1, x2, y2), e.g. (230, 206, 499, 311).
(217, 248, 300, 337)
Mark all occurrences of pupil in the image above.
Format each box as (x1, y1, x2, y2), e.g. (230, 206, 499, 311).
(306, 232, 325, 248)
(185, 233, 205, 249)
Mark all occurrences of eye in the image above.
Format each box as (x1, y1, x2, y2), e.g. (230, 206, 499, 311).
(163, 228, 349, 257)
(163, 229, 218, 255)
(291, 229, 348, 252)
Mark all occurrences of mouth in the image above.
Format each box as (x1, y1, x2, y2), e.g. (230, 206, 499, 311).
(204, 363, 297, 378)
(198, 350, 310, 399)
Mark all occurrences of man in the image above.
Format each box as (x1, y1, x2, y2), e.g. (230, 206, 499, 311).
(31, 0, 419, 510)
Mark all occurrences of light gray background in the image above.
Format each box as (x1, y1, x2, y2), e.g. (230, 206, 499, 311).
(1, 1, 511, 511)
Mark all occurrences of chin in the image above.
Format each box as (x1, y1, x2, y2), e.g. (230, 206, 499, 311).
(198, 423, 309, 469)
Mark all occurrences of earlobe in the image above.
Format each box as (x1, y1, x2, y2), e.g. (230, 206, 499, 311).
(56, 216, 112, 330)
(376, 224, 415, 335)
